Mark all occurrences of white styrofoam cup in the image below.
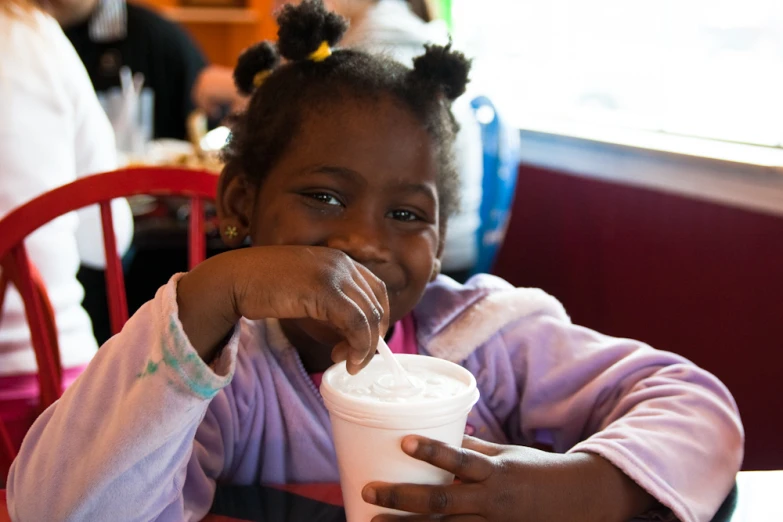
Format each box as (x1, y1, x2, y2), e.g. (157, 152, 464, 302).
(320, 354, 480, 521)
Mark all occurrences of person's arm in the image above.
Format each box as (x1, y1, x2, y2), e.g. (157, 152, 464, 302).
(176, 246, 388, 367)
(7, 275, 238, 522)
(48, 19, 134, 267)
(192, 65, 247, 118)
(506, 314, 742, 521)
(9, 246, 389, 520)
(365, 305, 743, 522)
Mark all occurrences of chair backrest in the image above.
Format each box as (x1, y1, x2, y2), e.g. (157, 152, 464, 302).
(470, 96, 521, 276)
(0, 167, 219, 414)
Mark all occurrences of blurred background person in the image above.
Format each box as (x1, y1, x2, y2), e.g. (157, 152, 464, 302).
(48, 0, 244, 140)
(45, 0, 249, 343)
(0, 0, 133, 450)
(328, 0, 484, 281)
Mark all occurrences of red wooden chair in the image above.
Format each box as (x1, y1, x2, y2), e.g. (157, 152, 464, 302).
(0, 264, 58, 481)
(0, 418, 13, 482)
(0, 166, 219, 477)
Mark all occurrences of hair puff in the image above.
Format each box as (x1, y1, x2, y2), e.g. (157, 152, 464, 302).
(234, 41, 281, 96)
(277, 0, 348, 62)
(411, 43, 471, 101)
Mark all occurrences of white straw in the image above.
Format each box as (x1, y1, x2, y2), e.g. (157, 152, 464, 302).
(375, 337, 416, 388)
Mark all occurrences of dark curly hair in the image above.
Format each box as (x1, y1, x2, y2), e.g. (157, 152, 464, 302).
(222, 0, 471, 223)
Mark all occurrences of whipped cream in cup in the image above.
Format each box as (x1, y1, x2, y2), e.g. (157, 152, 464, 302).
(320, 354, 480, 521)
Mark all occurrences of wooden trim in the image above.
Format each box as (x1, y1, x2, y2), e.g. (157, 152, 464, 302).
(162, 7, 258, 24)
(519, 129, 783, 218)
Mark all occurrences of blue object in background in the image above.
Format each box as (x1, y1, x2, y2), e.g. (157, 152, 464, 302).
(469, 96, 521, 276)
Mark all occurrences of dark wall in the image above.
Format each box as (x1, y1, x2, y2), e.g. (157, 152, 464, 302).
(493, 164, 783, 470)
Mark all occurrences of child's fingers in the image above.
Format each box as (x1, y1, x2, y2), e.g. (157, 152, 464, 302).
(341, 263, 390, 373)
(353, 263, 390, 335)
(363, 482, 485, 516)
(347, 268, 385, 364)
(351, 273, 384, 345)
(323, 281, 380, 374)
(331, 342, 349, 364)
(330, 293, 373, 374)
(372, 513, 484, 522)
(371, 515, 487, 522)
(346, 286, 381, 373)
(461, 435, 503, 457)
(343, 270, 385, 372)
(400, 435, 494, 483)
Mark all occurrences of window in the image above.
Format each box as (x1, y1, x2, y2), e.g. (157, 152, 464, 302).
(451, 0, 783, 147)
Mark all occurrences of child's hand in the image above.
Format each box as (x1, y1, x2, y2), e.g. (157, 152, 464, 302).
(177, 246, 389, 372)
(362, 435, 656, 522)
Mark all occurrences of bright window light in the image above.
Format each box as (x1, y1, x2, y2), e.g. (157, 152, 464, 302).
(452, 0, 783, 147)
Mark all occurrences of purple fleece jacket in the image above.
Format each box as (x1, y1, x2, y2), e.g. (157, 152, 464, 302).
(7, 274, 743, 522)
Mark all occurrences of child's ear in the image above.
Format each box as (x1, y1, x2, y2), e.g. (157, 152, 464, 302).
(430, 258, 442, 282)
(431, 227, 445, 282)
(216, 165, 254, 248)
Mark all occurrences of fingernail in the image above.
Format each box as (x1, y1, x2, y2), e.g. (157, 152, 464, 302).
(363, 486, 377, 504)
(402, 437, 419, 454)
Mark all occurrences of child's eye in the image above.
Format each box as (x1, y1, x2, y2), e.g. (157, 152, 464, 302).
(305, 192, 342, 206)
(388, 209, 421, 222)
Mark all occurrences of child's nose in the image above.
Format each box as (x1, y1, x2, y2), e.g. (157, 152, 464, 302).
(326, 226, 391, 265)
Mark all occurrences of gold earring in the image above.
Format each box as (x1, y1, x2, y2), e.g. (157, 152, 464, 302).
(224, 225, 238, 239)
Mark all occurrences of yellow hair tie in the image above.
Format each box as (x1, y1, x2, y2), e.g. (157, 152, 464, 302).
(308, 40, 332, 62)
(253, 70, 272, 88)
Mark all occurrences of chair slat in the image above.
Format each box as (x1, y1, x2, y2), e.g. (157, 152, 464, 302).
(10, 246, 62, 407)
(99, 202, 128, 335)
(0, 272, 8, 327)
(30, 263, 62, 383)
(0, 417, 15, 479)
(189, 197, 205, 270)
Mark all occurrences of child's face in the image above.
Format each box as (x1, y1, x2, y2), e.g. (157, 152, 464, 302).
(235, 96, 442, 329)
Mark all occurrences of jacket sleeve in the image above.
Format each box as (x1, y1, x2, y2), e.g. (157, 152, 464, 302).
(7, 275, 242, 522)
(466, 312, 743, 522)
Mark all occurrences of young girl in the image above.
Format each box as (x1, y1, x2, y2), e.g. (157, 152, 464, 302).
(334, 0, 485, 282)
(7, 2, 742, 521)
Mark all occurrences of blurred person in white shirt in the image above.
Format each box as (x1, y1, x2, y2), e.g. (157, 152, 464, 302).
(0, 0, 133, 450)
